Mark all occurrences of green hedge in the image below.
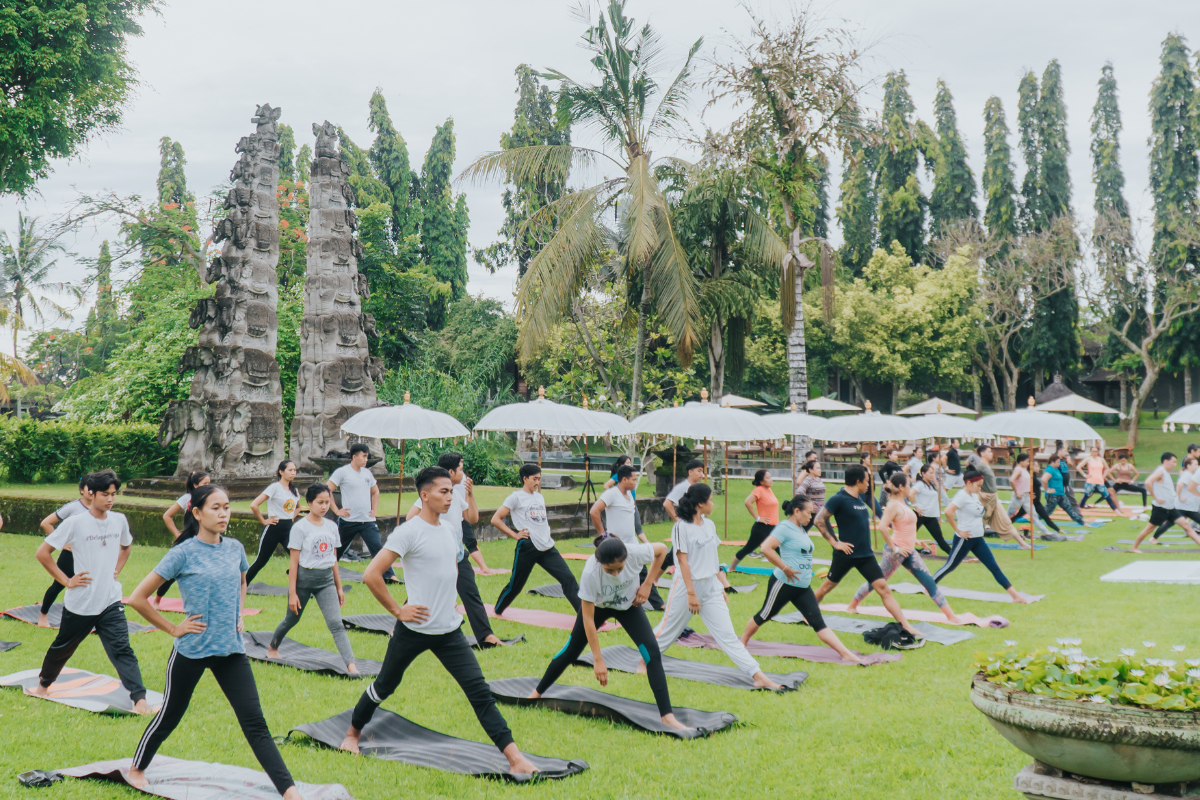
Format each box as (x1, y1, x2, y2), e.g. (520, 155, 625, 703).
(0, 418, 178, 484)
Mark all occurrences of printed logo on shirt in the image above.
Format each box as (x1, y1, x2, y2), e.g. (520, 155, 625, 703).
(528, 504, 548, 525)
(598, 578, 636, 607)
(283, 498, 296, 515)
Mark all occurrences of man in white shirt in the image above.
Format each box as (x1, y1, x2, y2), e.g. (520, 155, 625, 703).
(1179, 456, 1200, 527)
(339, 466, 538, 776)
(491, 464, 581, 615)
(663, 459, 705, 521)
(1131, 452, 1200, 552)
(329, 443, 396, 583)
(32, 472, 151, 713)
(405, 452, 506, 648)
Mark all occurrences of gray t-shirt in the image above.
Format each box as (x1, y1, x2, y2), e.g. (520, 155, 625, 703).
(330, 464, 377, 522)
(502, 490, 553, 551)
(599, 487, 638, 545)
(948, 490, 986, 538)
(44, 510, 133, 616)
(672, 518, 720, 580)
(384, 516, 463, 634)
(966, 453, 997, 494)
(287, 516, 339, 569)
(666, 479, 691, 505)
(54, 499, 87, 521)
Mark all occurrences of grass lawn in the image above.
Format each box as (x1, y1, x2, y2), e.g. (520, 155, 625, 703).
(0, 468, 1195, 800)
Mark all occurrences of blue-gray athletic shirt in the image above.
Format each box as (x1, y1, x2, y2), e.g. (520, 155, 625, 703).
(769, 520, 814, 588)
(153, 536, 249, 659)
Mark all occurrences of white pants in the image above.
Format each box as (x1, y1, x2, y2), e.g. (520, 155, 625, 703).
(654, 575, 761, 678)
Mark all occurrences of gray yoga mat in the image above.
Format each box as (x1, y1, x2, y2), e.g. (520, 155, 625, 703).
(575, 644, 807, 691)
(241, 631, 381, 678)
(771, 612, 976, 646)
(0, 640, 19, 652)
(1, 667, 165, 715)
(1118, 539, 1200, 547)
(888, 582, 1045, 604)
(54, 756, 355, 800)
(1103, 546, 1200, 554)
(489, 676, 737, 738)
(1, 604, 155, 635)
(673, 632, 899, 665)
(290, 708, 588, 781)
(339, 614, 525, 649)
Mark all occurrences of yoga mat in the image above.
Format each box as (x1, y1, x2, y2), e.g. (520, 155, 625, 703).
(338, 567, 364, 583)
(575, 645, 807, 691)
(673, 632, 900, 666)
(489, 677, 737, 738)
(1119, 539, 1200, 546)
(464, 604, 619, 632)
(241, 631, 381, 678)
(988, 542, 1048, 551)
(773, 612, 976, 645)
(562, 553, 590, 561)
(720, 540, 747, 546)
(340, 614, 525, 649)
(473, 567, 510, 575)
(248, 582, 353, 596)
(121, 597, 261, 616)
(1103, 546, 1200, 554)
(1100, 561, 1200, 584)
(888, 582, 1044, 604)
(653, 579, 759, 593)
(0, 667, 164, 715)
(290, 708, 588, 781)
(1, 604, 155, 634)
(0, 640, 19, 652)
(55, 756, 355, 800)
(819, 603, 1009, 628)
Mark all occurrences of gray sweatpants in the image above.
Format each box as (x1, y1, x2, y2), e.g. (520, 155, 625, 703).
(270, 566, 355, 666)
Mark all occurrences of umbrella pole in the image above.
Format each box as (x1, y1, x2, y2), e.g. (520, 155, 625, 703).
(1029, 442, 1035, 561)
(538, 431, 542, 469)
(397, 439, 405, 524)
(723, 444, 729, 539)
(704, 439, 709, 482)
(673, 439, 678, 486)
(585, 436, 592, 537)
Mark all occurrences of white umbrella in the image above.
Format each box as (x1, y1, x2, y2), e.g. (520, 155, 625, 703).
(717, 393, 767, 408)
(896, 397, 978, 416)
(762, 405, 828, 485)
(807, 396, 862, 412)
(815, 408, 927, 443)
(475, 388, 628, 439)
(910, 413, 978, 439)
(1036, 393, 1124, 418)
(967, 407, 1103, 441)
(341, 393, 470, 521)
(1166, 402, 1200, 426)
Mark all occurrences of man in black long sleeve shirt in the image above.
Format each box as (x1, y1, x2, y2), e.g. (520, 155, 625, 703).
(878, 448, 902, 510)
(944, 439, 963, 490)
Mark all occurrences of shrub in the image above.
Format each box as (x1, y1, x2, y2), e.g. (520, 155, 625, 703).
(0, 417, 177, 483)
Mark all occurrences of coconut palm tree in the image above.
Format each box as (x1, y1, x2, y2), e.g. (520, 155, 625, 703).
(0, 213, 81, 359)
(461, 0, 702, 415)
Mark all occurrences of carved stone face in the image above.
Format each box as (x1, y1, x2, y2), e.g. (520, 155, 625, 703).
(336, 313, 362, 346)
(244, 303, 277, 341)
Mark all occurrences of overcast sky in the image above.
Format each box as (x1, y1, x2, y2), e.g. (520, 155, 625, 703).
(2, 0, 1196, 340)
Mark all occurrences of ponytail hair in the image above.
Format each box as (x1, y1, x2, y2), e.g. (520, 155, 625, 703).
(185, 470, 210, 495)
(781, 494, 812, 517)
(752, 469, 769, 486)
(799, 459, 818, 474)
(918, 463, 935, 482)
(886, 472, 909, 495)
(594, 535, 628, 565)
(676, 482, 713, 523)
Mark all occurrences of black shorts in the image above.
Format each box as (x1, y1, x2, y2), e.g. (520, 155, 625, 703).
(1150, 506, 1184, 527)
(827, 551, 884, 585)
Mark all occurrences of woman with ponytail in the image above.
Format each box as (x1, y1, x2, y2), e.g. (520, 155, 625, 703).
(911, 463, 951, 554)
(846, 473, 961, 622)
(740, 495, 862, 663)
(730, 469, 780, 573)
(245, 460, 301, 585)
(651, 484, 782, 689)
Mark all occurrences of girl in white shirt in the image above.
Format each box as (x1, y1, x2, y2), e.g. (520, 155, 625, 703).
(266, 483, 356, 672)
(652, 483, 780, 689)
(932, 470, 1029, 602)
(246, 460, 301, 585)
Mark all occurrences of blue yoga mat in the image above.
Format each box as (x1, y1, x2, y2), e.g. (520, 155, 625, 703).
(988, 542, 1048, 550)
(734, 565, 774, 575)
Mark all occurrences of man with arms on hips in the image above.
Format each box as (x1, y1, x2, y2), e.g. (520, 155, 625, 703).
(32, 471, 152, 713)
(328, 443, 397, 583)
(1130, 452, 1200, 552)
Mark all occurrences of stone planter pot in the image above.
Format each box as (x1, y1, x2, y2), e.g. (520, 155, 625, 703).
(971, 674, 1200, 784)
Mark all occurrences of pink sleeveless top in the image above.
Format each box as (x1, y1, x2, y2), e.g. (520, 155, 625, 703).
(891, 504, 917, 549)
(1087, 458, 1106, 483)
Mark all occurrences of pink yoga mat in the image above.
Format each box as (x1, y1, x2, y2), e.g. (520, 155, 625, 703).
(461, 604, 619, 632)
(472, 567, 511, 576)
(819, 604, 1010, 628)
(674, 632, 900, 666)
(122, 598, 261, 616)
(562, 553, 590, 561)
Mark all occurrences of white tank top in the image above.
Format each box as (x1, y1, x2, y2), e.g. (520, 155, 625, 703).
(1151, 467, 1176, 509)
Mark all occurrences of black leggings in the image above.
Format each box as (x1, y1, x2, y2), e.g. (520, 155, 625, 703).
(1112, 481, 1147, 506)
(133, 651, 293, 794)
(1028, 497, 1062, 533)
(537, 604, 673, 716)
(915, 516, 951, 554)
(244, 520, 294, 585)
(40, 550, 74, 614)
(40, 601, 146, 701)
(352, 622, 514, 752)
(735, 522, 776, 561)
(752, 575, 827, 631)
(933, 536, 1012, 590)
(457, 556, 493, 642)
(494, 541, 580, 615)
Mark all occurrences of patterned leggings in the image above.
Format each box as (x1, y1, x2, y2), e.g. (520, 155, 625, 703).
(850, 544, 947, 608)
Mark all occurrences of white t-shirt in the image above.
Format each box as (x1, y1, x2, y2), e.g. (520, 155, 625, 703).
(1178, 469, 1200, 513)
(912, 480, 941, 517)
(330, 464, 377, 522)
(287, 516, 340, 569)
(54, 499, 87, 521)
(666, 479, 692, 505)
(672, 518, 720, 580)
(1150, 467, 1176, 509)
(948, 490, 986, 539)
(906, 457, 923, 480)
(599, 486, 638, 545)
(43, 510, 133, 615)
(578, 542, 656, 610)
(175, 493, 192, 512)
(503, 490, 552, 551)
(262, 482, 299, 520)
(383, 515, 463, 634)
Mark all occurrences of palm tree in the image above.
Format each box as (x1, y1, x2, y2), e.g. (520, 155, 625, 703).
(461, 0, 702, 415)
(0, 213, 81, 359)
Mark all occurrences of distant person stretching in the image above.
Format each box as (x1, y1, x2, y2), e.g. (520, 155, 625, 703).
(36, 472, 95, 627)
(492, 464, 581, 615)
(729, 470, 780, 574)
(1078, 447, 1119, 511)
(329, 443, 397, 583)
(1130, 452, 1200, 552)
(932, 470, 1029, 603)
(1106, 454, 1146, 506)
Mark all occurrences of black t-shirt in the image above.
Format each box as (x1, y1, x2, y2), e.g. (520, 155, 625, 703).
(946, 449, 961, 474)
(823, 488, 872, 555)
(879, 460, 901, 484)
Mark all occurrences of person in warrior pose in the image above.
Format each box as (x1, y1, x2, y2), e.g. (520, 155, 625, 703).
(527, 534, 690, 731)
(338, 467, 539, 774)
(1106, 454, 1146, 507)
(846, 473, 962, 623)
(1130, 453, 1200, 552)
(728, 470, 780, 574)
(593, 463, 676, 610)
(492, 464, 581, 615)
(1006, 454, 1056, 539)
(266, 484, 358, 673)
(651, 483, 782, 688)
(932, 470, 1029, 603)
(1078, 447, 1119, 511)
(911, 463, 951, 554)
(740, 495, 862, 663)
(126, 485, 303, 797)
(245, 460, 300, 584)
(37, 472, 95, 627)
(1042, 454, 1086, 526)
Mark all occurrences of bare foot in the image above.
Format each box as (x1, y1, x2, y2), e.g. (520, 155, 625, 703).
(339, 729, 361, 754)
(660, 713, 694, 733)
(25, 684, 50, 698)
(1010, 593, 1029, 605)
(752, 672, 782, 690)
(266, 647, 280, 659)
(944, 613, 964, 624)
(1130, 548, 1142, 554)
(346, 663, 359, 675)
(484, 635, 506, 647)
(903, 625, 923, 638)
(149, 596, 161, 609)
(526, 690, 541, 699)
(841, 652, 864, 665)
(845, 603, 860, 614)
(282, 786, 305, 800)
(507, 754, 539, 776)
(36, 613, 50, 628)
(126, 768, 148, 789)
(132, 698, 154, 715)
(635, 661, 647, 675)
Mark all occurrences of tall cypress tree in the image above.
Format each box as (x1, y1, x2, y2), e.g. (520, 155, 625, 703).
(420, 118, 469, 297)
(1037, 61, 1072, 222)
(1148, 33, 1199, 270)
(1016, 71, 1042, 231)
(928, 80, 978, 238)
(295, 144, 312, 182)
(94, 240, 115, 332)
(277, 124, 296, 181)
(981, 97, 1019, 239)
(1091, 63, 1129, 221)
(836, 136, 878, 276)
(876, 70, 925, 259)
(338, 129, 392, 210)
(368, 89, 419, 241)
(156, 136, 192, 208)
(812, 151, 830, 240)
